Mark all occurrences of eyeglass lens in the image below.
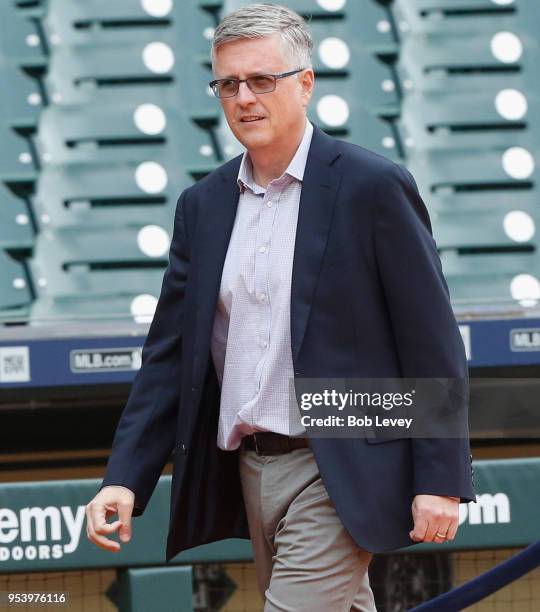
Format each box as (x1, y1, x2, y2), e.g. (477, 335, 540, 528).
(217, 75, 276, 97)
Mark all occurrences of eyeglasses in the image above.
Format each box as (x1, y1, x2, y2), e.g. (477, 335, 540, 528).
(209, 68, 306, 99)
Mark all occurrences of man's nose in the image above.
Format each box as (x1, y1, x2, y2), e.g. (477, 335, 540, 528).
(236, 81, 257, 105)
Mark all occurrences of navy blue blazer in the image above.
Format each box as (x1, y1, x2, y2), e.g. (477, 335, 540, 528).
(99, 124, 476, 562)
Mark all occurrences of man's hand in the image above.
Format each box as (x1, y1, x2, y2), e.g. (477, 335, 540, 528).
(86, 485, 135, 552)
(409, 494, 460, 543)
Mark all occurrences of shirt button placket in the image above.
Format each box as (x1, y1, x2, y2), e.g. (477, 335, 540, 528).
(254, 188, 276, 393)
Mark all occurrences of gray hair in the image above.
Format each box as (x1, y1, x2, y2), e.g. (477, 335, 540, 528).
(211, 3, 313, 71)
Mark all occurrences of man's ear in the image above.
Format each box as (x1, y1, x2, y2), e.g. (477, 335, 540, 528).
(300, 68, 315, 107)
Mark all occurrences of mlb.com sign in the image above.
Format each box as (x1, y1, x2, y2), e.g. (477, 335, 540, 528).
(0, 505, 86, 562)
(459, 493, 511, 525)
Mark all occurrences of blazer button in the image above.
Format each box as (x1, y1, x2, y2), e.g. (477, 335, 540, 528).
(192, 385, 198, 392)
(181, 444, 188, 455)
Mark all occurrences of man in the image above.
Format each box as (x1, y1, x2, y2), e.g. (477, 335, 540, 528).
(86, 4, 475, 611)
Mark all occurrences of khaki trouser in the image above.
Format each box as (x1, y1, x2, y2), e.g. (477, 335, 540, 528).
(239, 444, 377, 612)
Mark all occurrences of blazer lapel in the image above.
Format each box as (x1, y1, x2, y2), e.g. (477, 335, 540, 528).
(192, 157, 241, 382)
(290, 126, 342, 363)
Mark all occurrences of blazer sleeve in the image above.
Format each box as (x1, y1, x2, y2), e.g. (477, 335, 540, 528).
(373, 163, 476, 503)
(97, 189, 191, 516)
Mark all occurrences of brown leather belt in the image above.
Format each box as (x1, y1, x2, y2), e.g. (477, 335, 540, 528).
(242, 432, 310, 456)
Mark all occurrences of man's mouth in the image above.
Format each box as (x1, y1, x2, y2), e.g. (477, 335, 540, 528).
(240, 116, 265, 123)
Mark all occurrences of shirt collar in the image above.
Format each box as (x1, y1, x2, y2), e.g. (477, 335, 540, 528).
(237, 119, 314, 194)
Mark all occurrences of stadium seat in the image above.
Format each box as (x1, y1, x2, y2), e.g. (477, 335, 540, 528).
(0, 184, 34, 250)
(392, 0, 519, 36)
(407, 146, 539, 193)
(29, 293, 159, 325)
(29, 226, 169, 302)
(0, 63, 43, 127)
(398, 88, 540, 152)
(32, 163, 194, 231)
(310, 58, 400, 119)
(428, 191, 540, 284)
(0, 125, 37, 182)
(117, 566, 194, 612)
(441, 250, 540, 314)
(44, 0, 215, 58)
(309, 22, 387, 75)
(36, 103, 220, 167)
(300, 9, 397, 58)
(28, 224, 168, 324)
(43, 44, 218, 120)
(432, 207, 538, 252)
(310, 81, 398, 148)
(310, 103, 401, 160)
(428, 189, 540, 214)
(393, 0, 540, 37)
(406, 147, 538, 210)
(0, 1, 46, 66)
(0, 250, 32, 313)
(397, 30, 540, 94)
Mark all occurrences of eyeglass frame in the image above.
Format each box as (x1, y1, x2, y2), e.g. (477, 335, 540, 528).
(208, 68, 306, 99)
